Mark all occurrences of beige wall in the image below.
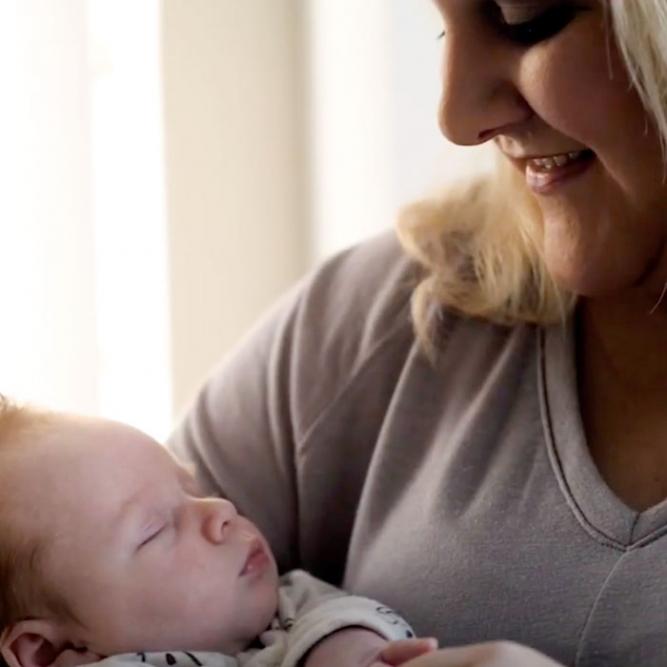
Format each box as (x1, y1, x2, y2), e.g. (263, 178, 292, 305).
(306, 0, 493, 260)
(162, 1, 308, 418)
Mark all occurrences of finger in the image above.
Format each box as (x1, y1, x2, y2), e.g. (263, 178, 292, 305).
(396, 642, 564, 667)
(380, 638, 439, 665)
(54, 649, 103, 667)
(396, 645, 498, 667)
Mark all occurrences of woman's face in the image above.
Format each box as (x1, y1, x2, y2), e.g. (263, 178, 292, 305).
(433, 0, 667, 298)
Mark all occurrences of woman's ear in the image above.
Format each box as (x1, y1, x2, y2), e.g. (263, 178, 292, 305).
(0, 620, 78, 667)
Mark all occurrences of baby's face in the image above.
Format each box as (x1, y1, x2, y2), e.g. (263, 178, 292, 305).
(6, 417, 279, 655)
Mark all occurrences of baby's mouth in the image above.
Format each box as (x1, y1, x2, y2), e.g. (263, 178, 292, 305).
(239, 538, 268, 576)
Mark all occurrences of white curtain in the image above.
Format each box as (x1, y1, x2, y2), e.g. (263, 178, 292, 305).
(0, 0, 491, 439)
(305, 0, 493, 261)
(0, 0, 171, 439)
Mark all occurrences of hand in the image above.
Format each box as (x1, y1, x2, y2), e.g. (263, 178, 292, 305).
(303, 629, 436, 667)
(53, 647, 104, 667)
(375, 638, 438, 666)
(396, 641, 565, 667)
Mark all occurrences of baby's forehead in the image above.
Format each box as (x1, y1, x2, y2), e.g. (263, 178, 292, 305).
(49, 417, 172, 461)
(1, 420, 202, 552)
(10, 418, 181, 489)
(2, 418, 203, 513)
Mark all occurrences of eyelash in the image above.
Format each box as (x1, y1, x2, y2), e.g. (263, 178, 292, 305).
(494, 4, 579, 45)
(436, 4, 578, 46)
(139, 527, 164, 548)
(139, 520, 171, 549)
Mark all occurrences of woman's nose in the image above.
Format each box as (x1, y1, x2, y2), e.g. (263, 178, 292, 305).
(437, 31, 532, 146)
(201, 498, 238, 544)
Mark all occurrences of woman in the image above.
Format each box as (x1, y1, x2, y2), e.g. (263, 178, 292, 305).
(169, 1, 667, 665)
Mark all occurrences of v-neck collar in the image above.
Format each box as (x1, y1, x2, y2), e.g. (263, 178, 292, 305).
(539, 318, 667, 548)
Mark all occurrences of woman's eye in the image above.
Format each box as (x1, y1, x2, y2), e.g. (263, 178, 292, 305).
(492, 4, 579, 45)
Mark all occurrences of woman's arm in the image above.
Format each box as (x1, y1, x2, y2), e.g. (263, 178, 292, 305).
(399, 642, 565, 667)
(303, 629, 436, 667)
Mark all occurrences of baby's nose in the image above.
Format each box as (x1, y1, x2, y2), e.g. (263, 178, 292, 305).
(202, 498, 238, 543)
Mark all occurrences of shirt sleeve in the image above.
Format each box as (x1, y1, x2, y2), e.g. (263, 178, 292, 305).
(276, 571, 415, 667)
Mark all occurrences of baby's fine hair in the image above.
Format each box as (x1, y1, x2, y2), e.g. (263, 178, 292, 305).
(0, 396, 77, 634)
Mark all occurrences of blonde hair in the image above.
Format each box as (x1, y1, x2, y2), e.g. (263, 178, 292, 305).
(0, 397, 77, 631)
(397, 0, 667, 353)
(611, 1, 667, 159)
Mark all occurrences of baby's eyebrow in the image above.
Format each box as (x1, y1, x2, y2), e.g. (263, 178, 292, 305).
(175, 462, 206, 496)
(114, 491, 146, 544)
(178, 461, 197, 478)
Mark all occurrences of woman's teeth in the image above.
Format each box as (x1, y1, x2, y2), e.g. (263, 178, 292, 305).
(528, 151, 586, 171)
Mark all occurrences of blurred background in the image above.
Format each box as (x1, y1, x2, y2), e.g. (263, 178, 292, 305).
(0, 0, 492, 440)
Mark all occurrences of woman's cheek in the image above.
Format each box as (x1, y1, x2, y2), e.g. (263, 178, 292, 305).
(516, 21, 620, 144)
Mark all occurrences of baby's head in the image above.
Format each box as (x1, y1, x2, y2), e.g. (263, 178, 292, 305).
(0, 398, 279, 667)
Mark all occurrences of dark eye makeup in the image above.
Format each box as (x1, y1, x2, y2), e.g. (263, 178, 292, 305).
(490, 2, 580, 45)
(436, 2, 580, 46)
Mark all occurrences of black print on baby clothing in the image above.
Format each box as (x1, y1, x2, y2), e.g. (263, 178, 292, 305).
(135, 651, 204, 667)
(283, 617, 295, 631)
(375, 606, 400, 624)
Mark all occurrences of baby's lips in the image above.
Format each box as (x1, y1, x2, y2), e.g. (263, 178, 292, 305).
(239, 536, 266, 576)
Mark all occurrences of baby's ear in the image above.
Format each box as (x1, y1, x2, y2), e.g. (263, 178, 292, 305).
(1, 620, 73, 667)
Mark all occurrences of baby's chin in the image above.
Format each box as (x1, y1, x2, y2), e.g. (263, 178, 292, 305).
(214, 574, 280, 654)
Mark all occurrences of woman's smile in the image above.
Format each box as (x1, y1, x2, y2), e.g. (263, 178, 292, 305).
(434, 0, 667, 296)
(502, 147, 598, 195)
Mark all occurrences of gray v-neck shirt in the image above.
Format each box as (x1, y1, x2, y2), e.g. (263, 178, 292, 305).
(169, 232, 667, 667)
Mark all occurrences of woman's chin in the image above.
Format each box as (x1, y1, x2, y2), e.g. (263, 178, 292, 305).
(541, 204, 667, 301)
(547, 256, 654, 301)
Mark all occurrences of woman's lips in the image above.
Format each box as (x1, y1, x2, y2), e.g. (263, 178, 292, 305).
(240, 539, 269, 576)
(523, 151, 596, 194)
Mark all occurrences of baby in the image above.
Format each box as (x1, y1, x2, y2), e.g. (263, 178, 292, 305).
(0, 400, 435, 667)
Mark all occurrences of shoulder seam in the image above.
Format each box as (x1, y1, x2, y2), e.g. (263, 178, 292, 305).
(294, 299, 414, 458)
